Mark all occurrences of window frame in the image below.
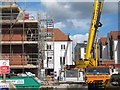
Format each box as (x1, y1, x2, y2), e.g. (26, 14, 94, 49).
(61, 45, 65, 50)
(47, 44, 52, 50)
(60, 57, 65, 65)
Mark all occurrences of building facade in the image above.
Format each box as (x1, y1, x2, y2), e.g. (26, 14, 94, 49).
(1, 2, 73, 79)
(98, 37, 108, 59)
(43, 29, 73, 78)
(1, 2, 39, 75)
(74, 41, 87, 61)
(110, 31, 120, 64)
(98, 31, 120, 65)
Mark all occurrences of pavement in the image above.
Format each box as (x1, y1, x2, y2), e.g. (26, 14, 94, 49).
(41, 83, 88, 90)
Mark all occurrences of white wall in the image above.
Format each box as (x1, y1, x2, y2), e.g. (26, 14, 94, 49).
(44, 42, 54, 68)
(80, 48, 85, 59)
(113, 40, 118, 64)
(54, 41, 72, 77)
(102, 45, 108, 59)
(99, 37, 119, 64)
(44, 41, 72, 78)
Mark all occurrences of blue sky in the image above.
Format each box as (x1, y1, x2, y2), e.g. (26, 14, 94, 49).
(17, 1, 118, 48)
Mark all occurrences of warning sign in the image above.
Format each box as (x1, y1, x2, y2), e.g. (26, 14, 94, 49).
(0, 60, 9, 74)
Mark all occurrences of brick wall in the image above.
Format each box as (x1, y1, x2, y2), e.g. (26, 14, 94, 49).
(2, 30, 27, 41)
(2, 54, 27, 65)
(2, 45, 27, 65)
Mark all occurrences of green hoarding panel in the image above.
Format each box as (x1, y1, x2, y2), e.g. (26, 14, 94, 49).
(0, 76, 41, 90)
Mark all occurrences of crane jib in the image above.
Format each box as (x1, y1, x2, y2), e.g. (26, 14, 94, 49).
(85, 0, 103, 60)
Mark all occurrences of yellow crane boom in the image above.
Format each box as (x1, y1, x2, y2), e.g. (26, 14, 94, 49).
(76, 0, 104, 68)
(85, 0, 103, 59)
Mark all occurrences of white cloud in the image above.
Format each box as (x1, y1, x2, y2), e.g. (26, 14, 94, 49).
(71, 19, 90, 30)
(40, 1, 118, 32)
(41, 1, 82, 22)
(64, 4, 70, 9)
(41, 1, 118, 20)
(70, 33, 88, 49)
(55, 22, 66, 29)
(54, 19, 90, 31)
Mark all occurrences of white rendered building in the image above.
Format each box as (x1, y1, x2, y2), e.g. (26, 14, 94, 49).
(43, 28, 72, 78)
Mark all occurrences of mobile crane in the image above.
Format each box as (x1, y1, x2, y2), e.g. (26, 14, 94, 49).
(76, 0, 103, 68)
(75, 0, 111, 88)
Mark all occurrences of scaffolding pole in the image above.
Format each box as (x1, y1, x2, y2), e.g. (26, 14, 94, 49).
(1, 1, 55, 78)
(37, 10, 54, 80)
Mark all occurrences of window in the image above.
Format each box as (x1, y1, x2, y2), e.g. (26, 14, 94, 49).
(60, 57, 65, 65)
(60, 57, 62, 65)
(47, 57, 52, 67)
(61, 45, 65, 49)
(87, 67, 110, 75)
(63, 57, 65, 65)
(47, 44, 51, 50)
(46, 32, 53, 39)
(47, 57, 52, 61)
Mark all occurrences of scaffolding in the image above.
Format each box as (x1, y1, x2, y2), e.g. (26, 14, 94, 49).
(1, 1, 38, 69)
(0, 0, 54, 79)
(37, 10, 54, 80)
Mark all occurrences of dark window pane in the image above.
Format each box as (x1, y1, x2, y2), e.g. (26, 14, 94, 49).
(60, 57, 62, 65)
(47, 45, 48, 49)
(47, 45, 51, 50)
(87, 67, 110, 75)
(61, 45, 65, 49)
(63, 57, 65, 65)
